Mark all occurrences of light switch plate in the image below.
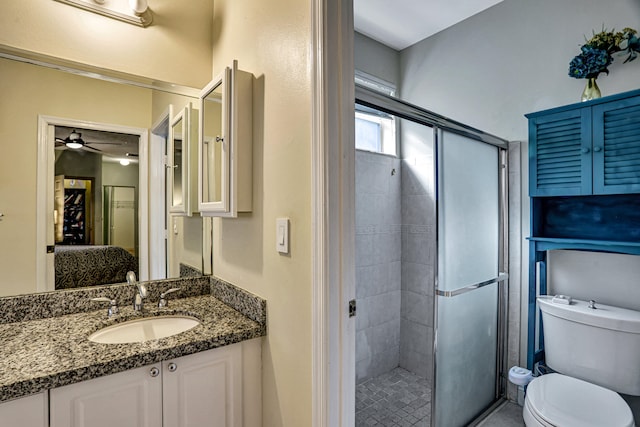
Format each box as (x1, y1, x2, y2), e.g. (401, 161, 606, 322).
(276, 218, 289, 254)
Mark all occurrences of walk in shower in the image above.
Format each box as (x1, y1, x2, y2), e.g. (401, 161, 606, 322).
(354, 86, 509, 426)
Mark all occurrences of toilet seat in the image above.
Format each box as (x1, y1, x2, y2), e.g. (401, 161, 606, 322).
(524, 373, 634, 427)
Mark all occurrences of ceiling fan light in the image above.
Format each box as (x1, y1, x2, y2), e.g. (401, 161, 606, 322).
(120, 159, 131, 166)
(66, 141, 83, 149)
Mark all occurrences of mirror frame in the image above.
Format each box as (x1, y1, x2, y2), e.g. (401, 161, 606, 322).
(169, 106, 191, 216)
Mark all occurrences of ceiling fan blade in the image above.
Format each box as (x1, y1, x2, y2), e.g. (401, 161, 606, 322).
(83, 145, 103, 153)
(86, 141, 129, 146)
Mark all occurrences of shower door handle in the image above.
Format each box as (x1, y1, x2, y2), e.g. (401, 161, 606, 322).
(435, 273, 509, 298)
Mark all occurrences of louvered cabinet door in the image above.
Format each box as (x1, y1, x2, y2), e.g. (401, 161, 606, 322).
(593, 96, 640, 194)
(529, 108, 592, 196)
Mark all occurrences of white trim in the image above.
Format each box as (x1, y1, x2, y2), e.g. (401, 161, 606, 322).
(149, 105, 172, 280)
(198, 67, 232, 216)
(35, 121, 53, 292)
(311, 0, 327, 421)
(36, 115, 150, 289)
(312, 0, 356, 425)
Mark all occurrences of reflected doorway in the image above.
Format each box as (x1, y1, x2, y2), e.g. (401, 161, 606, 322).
(36, 115, 150, 292)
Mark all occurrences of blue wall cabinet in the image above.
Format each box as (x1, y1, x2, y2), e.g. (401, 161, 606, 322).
(528, 89, 640, 197)
(526, 89, 640, 369)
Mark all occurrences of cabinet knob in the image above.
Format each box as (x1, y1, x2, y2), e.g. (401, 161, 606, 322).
(167, 362, 177, 372)
(149, 367, 160, 377)
(581, 147, 590, 154)
(593, 146, 602, 152)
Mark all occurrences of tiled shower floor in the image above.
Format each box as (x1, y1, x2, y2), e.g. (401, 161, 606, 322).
(355, 367, 431, 426)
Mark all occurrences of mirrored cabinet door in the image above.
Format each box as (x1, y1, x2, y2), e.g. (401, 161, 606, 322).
(198, 60, 252, 217)
(198, 67, 230, 214)
(169, 104, 198, 216)
(170, 108, 185, 212)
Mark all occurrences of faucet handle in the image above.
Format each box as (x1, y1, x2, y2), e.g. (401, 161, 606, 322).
(158, 288, 181, 308)
(588, 300, 597, 309)
(91, 297, 119, 317)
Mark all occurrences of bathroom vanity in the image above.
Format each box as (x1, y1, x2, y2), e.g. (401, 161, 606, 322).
(0, 276, 266, 427)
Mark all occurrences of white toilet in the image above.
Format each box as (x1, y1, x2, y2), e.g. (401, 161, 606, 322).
(523, 295, 640, 427)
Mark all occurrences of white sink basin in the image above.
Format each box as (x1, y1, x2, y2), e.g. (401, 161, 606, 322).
(89, 315, 201, 344)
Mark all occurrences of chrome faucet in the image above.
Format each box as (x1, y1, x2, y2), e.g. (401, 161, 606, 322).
(127, 271, 147, 312)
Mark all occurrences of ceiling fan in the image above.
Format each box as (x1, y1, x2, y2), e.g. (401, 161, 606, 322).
(55, 129, 138, 158)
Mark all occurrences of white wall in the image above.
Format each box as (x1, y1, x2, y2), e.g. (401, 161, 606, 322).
(396, 0, 640, 410)
(0, 0, 212, 295)
(400, 0, 640, 141)
(0, 0, 213, 88)
(209, 1, 314, 425)
(548, 250, 640, 311)
(399, 0, 640, 373)
(354, 32, 400, 89)
(0, 58, 151, 296)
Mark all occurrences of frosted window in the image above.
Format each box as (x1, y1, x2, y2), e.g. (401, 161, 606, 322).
(355, 109, 397, 156)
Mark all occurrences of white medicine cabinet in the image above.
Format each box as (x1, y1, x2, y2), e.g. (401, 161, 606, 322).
(169, 103, 199, 216)
(198, 60, 253, 217)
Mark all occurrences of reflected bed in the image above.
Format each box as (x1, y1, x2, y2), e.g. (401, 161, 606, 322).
(54, 245, 138, 289)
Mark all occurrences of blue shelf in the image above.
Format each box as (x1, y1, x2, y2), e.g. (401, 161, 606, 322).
(527, 237, 640, 255)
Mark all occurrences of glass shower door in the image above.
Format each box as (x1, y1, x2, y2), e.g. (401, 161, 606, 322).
(433, 130, 505, 426)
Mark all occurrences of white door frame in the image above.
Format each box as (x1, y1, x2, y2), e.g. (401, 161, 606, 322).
(311, 0, 356, 425)
(149, 105, 173, 280)
(36, 115, 149, 291)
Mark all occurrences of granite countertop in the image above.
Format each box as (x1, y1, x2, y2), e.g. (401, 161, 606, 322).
(0, 279, 266, 402)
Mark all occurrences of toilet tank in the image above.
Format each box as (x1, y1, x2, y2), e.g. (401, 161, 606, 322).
(538, 295, 640, 395)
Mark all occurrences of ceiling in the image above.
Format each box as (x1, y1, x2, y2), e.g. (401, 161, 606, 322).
(354, 0, 503, 51)
(55, 126, 139, 163)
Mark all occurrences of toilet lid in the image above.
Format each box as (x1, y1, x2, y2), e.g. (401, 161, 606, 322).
(526, 374, 634, 427)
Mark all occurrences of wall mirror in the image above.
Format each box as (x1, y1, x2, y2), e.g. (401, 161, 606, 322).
(0, 48, 209, 298)
(198, 60, 253, 218)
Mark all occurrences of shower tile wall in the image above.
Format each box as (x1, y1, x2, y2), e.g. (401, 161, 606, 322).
(355, 150, 402, 382)
(399, 121, 435, 382)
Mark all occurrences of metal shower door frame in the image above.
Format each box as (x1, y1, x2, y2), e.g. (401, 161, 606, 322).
(355, 84, 509, 426)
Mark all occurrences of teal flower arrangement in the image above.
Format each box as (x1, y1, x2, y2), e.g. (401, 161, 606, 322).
(568, 27, 639, 79)
(568, 27, 640, 101)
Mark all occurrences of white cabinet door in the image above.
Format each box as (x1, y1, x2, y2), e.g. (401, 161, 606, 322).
(50, 364, 163, 427)
(0, 392, 47, 427)
(198, 60, 253, 218)
(162, 344, 242, 427)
